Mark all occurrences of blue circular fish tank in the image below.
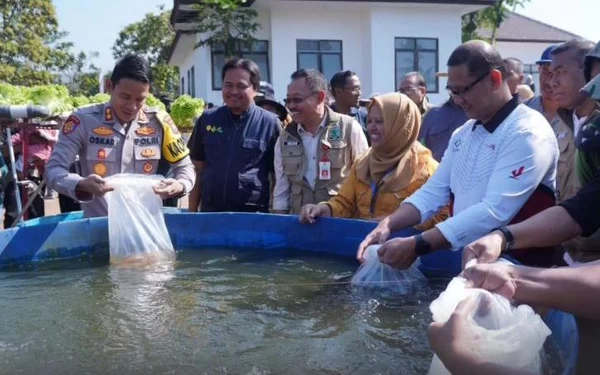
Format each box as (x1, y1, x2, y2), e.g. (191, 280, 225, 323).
(0, 211, 579, 374)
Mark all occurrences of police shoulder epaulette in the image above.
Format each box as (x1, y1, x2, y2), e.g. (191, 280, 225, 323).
(143, 105, 159, 114)
(76, 102, 104, 115)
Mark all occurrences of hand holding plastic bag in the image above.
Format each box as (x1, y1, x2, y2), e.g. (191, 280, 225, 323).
(105, 174, 175, 265)
(428, 263, 551, 375)
(351, 244, 427, 295)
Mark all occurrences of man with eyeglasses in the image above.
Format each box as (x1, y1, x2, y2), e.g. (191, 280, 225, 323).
(398, 72, 432, 117)
(272, 69, 369, 215)
(329, 70, 369, 144)
(357, 40, 559, 269)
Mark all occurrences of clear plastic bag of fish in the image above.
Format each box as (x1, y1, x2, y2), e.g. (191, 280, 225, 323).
(351, 244, 427, 294)
(105, 174, 175, 265)
(428, 267, 551, 375)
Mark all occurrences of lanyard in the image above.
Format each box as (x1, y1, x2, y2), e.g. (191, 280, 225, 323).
(369, 167, 395, 215)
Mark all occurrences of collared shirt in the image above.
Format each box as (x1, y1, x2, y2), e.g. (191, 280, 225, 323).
(473, 95, 520, 133)
(272, 117, 368, 211)
(404, 101, 558, 249)
(419, 99, 468, 162)
(573, 112, 588, 137)
(188, 104, 281, 212)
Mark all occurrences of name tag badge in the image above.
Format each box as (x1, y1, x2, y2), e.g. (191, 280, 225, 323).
(319, 161, 331, 180)
(557, 132, 567, 140)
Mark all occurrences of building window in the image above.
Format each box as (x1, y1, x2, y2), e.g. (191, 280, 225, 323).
(181, 77, 185, 95)
(296, 40, 343, 82)
(394, 37, 439, 93)
(211, 40, 270, 90)
(190, 66, 196, 97)
(187, 69, 191, 95)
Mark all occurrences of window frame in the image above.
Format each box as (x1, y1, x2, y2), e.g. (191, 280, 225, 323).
(394, 37, 439, 93)
(210, 40, 271, 91)
(296, 39, 343, 79)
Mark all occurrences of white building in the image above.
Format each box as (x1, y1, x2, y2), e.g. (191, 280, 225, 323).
(479, 11, 582, 94)
(168, 0, 495, 105)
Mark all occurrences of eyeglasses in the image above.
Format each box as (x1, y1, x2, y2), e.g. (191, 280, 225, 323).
(284, 92, 318, 105)
(446, 71, 490, 98)
(398, 86, 420, 94)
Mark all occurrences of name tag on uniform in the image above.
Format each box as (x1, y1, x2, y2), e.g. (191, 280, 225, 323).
(319, 161, 331, 180)
(557, 132, 567, 140)
(284, 140, 299, 146)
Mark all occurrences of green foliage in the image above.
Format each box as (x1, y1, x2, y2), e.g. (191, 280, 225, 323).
(146, 94, 166, 111)
(112, 7, 179, 97)
(0, 83, 73, 115)
(170, 95, 204, 130)
(0, 0, 70, 85)
(190, 0, 260, 58)
(88, 93, 111, 104)
(70, 95, 90, 108)
(462, 0, 532, 43)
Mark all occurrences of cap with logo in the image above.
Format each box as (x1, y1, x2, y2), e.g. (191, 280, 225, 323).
(584, 41, 600, 82)
(255, 81, 290, 121)
(535, 44, 560, 65)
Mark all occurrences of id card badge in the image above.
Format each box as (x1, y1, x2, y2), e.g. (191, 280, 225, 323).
(319, 161, 331, 180)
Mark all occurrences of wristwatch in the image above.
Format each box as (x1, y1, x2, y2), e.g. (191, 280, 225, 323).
(494, 226, 514, 253)
(414, 233, 433, 256)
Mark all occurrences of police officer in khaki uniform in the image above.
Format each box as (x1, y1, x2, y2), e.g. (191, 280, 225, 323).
(272, 69, 369, 215)
(46, 54, 195, 218)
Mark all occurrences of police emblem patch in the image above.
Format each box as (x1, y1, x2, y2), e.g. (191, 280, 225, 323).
(93, 163, 107, 177)
(143, 162, 153, 173)
(62, 115, 80, 135)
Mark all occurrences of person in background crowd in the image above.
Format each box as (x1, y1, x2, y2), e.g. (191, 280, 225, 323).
(398, 72, 432, 117)
(524, 73, 535, 92)
(517, 84, 535, 102)
(46, 54, 195, 218)
(272, 69, 369, 215)
(419, 97, 468, 162)
(549, 39, 600, 265)
(525, 45, 561, 122)
(329, 70, 369, 143)
(503, 57, 525, 96)
(357, 40, 559, 269)
(299, 93, 446, 225)
(187, 58, 280, 213)
(255, 81, 293, 127)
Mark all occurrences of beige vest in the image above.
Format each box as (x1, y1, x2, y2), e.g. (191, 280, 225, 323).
(280, 107, 355, 214)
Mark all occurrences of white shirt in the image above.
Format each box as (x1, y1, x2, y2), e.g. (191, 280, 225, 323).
(404, 104, 559, 249)
(272, 117, 368, 211)
(572, 111, 588, 137)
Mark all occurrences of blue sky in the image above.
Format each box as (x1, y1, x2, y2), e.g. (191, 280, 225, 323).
(53, 0, 600, 72)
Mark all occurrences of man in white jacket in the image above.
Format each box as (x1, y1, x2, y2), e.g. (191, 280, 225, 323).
(357, 40, 559, 269)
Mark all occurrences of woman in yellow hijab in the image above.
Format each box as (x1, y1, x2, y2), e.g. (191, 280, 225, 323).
(299, 92, 447, 228)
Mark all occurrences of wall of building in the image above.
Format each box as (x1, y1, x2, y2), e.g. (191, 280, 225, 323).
(171, 0, 483, 106)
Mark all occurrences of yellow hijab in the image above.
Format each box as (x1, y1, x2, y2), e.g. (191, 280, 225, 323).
(355, 92, 430, 192)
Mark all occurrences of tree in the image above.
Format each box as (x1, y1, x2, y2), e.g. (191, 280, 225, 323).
(60, 51, 102, 97)
(0, 0, 73, 86)
(462, 0, 532, 43)
(188, 0, 260, 58)
(112, 6, 179, 97)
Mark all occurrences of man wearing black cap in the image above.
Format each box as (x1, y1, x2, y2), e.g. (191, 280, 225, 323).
(255, 82, 292, 127)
